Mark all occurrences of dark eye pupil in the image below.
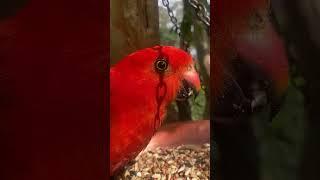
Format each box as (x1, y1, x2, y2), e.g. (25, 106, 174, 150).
(158, 61, 166, 69)
(155, 59, 168, 72)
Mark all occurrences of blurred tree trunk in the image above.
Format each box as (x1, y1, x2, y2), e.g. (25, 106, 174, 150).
(194, 24, 210, 119)
(110, 0, 160, 65)
(175, 0, 194, 121)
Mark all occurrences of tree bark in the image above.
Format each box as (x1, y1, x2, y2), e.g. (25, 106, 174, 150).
(110, 0, 160, 64)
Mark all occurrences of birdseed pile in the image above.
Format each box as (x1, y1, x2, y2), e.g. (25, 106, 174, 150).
(116, 144, 210, 180)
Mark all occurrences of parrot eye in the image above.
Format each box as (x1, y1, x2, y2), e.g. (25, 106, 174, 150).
(155, 58, 168, 72)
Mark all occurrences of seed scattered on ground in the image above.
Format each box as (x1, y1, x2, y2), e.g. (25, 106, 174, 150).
(116, 144, 210, 180)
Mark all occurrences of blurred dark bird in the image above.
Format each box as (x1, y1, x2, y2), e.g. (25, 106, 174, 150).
(212, 0, 290, 179)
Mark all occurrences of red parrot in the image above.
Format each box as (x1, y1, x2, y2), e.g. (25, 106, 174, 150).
(213, 0, 289, 118)
(110, 46, 201, 175)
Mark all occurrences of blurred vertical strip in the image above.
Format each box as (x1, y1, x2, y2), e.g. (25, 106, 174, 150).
(271, 0, 320, 179)
(210, 0, 215, 179)
(0, 0, 108, 179)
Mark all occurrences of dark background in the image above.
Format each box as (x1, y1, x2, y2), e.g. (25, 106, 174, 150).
(0, 0, 108, 179)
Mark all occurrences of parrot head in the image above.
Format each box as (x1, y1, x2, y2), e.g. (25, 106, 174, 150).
(213, 0, 289, 121)
(112, 45, 201, 104)
(234, 18, 289, 119)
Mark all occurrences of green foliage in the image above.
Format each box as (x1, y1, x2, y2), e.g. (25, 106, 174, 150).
(252, 82, 305, 180)
(190, 88, 207, 120)
(159, 30, 178, 46)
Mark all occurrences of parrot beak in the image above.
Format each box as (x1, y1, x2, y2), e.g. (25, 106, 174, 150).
(176, 65, 201, 101)
(234, 20, 289, 121)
